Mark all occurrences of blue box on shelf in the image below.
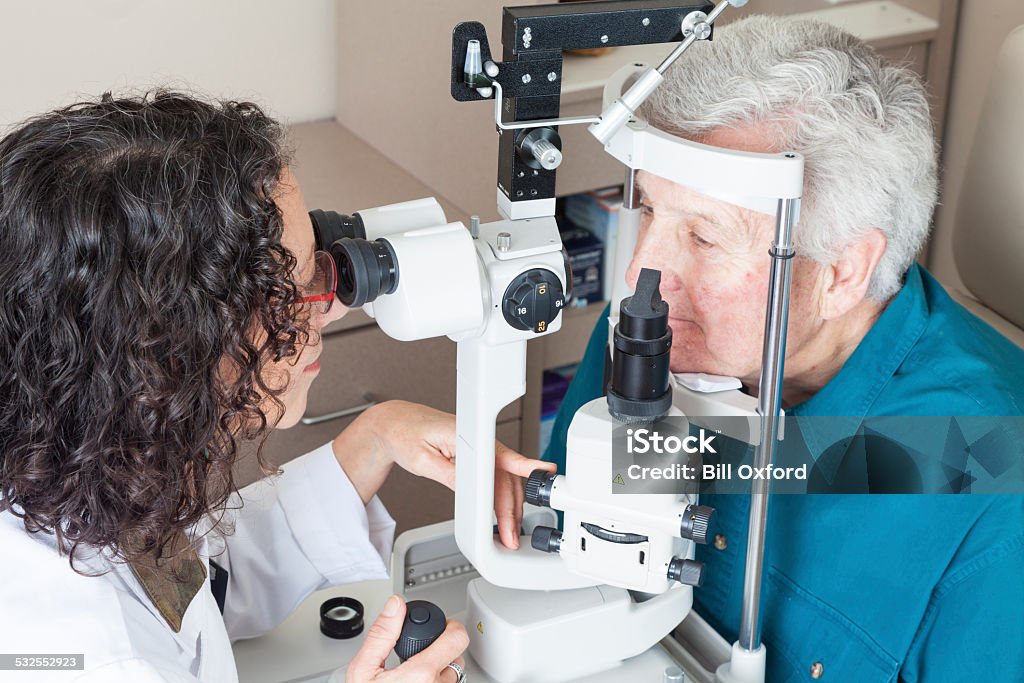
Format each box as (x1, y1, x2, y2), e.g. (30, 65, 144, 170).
(559, 224, 604, 308)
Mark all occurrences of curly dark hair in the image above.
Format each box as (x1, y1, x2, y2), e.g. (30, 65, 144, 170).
(0, 91, 308, 572)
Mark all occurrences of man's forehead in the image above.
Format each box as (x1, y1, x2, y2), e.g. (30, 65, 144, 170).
(636, 172, 722, 215)
(636, 170, 771, 239)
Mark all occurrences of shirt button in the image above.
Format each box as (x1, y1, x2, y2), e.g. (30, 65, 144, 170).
(810, 661, 824, 679)
(714, 534, 728, 551)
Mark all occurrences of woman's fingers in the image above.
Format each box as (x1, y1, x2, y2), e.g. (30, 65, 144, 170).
(410, 449, 457, 490)
(495, 443, 556, 479)
(494, 471, 522, 549)
(346, 595, 406, 681)
(493, 444, 556, 548)
(438, 656, 466, 683)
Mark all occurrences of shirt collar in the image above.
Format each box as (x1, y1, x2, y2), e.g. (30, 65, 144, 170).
(127, 530, 208, 634)
(95, 533, 210, 659)
(790, 264, 931, 473)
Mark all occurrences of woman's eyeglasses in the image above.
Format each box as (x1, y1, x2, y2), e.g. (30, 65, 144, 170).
(296, 250, 338, 315)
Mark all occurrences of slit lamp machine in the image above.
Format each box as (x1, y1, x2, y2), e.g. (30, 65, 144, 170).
(308, 1, 803, 680)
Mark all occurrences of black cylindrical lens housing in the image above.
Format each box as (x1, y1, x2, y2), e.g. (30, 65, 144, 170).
(607, 268, 673, 422)
(308, 209, 365, 250)
(611, 349, 671, 401)
(331, 237, 399, 307)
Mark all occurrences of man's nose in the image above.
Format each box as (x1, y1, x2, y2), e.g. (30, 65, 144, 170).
(626, 236, 682, 292)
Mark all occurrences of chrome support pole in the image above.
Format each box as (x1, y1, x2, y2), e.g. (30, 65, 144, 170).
(624, 167, 641, 209)
(738, 197, 798, 651)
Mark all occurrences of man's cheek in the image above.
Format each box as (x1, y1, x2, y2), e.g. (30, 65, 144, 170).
(700, 276, 767, 350)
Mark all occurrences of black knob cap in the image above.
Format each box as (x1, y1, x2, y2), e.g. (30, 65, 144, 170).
(680, 504, 715, 545)
(667, 557, 705, 587)
(525, 469, 557, 507)
(502, 268, 565, 333)
(531, 526, 563, 554)
(394, 600, 446, 662)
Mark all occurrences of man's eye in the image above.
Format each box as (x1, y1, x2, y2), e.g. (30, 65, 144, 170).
(690, 231, 714, 248)
(639, 202, 654, 217)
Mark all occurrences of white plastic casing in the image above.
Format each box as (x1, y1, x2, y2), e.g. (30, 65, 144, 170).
(356, 197, 448, 239)
(715, 643, 766, 683)
(552, 399, 697, 593)
(467, 579, 693, 683)
(452, 217, 599, 591)
(368, 222, 485, 341)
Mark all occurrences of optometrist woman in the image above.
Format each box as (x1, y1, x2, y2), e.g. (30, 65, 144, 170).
(0, 92, 553, 682)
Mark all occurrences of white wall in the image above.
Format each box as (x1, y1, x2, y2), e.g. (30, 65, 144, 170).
(928, 0, 1024, 291)
(0, 0, 335, 133)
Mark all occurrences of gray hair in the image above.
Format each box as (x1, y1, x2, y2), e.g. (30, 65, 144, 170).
(640, 15, 938, 301)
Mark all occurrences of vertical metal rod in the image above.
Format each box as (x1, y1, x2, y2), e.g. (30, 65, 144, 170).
(738, 197, 797, 651)
(624, 167, 641, 209)
(609, 168, 643, 344)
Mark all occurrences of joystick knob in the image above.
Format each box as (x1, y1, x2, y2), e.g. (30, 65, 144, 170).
(394, 600, 447, 662)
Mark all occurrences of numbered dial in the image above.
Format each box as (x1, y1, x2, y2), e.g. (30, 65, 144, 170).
(502, 269, 565, 333)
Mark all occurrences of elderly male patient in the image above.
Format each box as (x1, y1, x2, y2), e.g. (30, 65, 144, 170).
(546, 16, 1024, 682)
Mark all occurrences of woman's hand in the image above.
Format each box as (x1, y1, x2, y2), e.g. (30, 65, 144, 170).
(346, 595, 468, 683)
(338, 400, 556, 549)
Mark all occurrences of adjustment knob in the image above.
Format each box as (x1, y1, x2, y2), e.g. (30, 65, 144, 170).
(394, 600, 446, 662)
(531, 526, 563, 554)
(680, 504, 715, 545)
(502, 268, 565, 333)
(530, 139, 563, 170)
(516, 127, 563, 171)
(525, 469, 557, 507)
(667, 557, 705, 587)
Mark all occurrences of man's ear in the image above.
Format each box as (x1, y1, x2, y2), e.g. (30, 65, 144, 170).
(820, 228, 887, 320)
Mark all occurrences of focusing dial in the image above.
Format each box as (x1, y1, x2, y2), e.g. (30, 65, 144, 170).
(502, 269, 565, 333)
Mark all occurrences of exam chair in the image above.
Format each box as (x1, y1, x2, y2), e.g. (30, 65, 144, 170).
(932, 25, 1024, 348)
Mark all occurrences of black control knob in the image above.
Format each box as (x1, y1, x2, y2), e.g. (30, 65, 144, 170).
(502, 268, 565, 333)
(525, 469, 557, 507)
(394, 600, 447, 662)
(679, 504, 715, 545)
(531, 526, 563, 554)
(667, 557, 705, 587)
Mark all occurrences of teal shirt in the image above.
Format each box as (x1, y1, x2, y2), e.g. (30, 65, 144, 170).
(544, 264, 1024, 682)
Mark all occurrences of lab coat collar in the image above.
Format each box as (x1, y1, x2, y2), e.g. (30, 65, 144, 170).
(73, 530, 211, 661)
(5, 512, 213, 662)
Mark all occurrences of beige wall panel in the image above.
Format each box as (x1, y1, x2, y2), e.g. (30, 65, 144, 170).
(1, 0, 336, 131)
(929, 0, 1024, 291)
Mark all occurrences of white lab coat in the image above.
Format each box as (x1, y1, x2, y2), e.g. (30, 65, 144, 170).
(0, 442, 396, 682)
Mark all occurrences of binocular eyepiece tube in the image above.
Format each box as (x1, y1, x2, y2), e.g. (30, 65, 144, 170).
(309, 209, 399, 308)
(307, 198, 487, 342)
(333, 236, 399, 308)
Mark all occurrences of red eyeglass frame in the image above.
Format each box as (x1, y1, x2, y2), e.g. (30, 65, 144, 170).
(296, 250, 338, 314)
